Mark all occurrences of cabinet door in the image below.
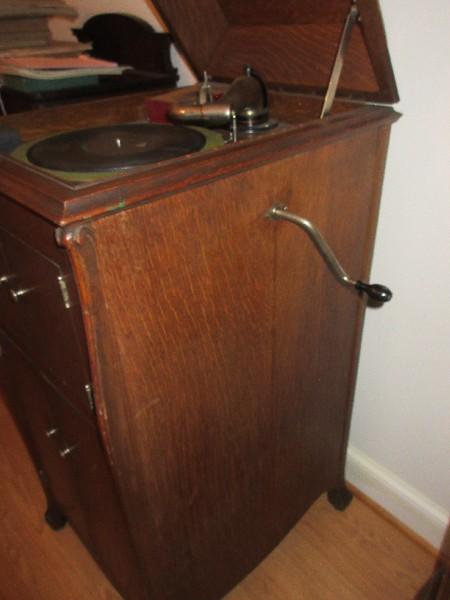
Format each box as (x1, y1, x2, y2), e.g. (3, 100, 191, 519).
(67, 126, 390, 600)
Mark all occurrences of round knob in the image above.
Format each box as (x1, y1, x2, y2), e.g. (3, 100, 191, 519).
(355, 281, 393, 303)
(59, 446, 76, 458)
(45, 428, 58, 438)
(10, 287, 32, 302)
(0, 274, 14, 285)
(59, 445, 76, 458)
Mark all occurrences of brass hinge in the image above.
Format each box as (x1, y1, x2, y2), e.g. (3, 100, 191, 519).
(57, 274, 73, 309)
(84, 383, 95, 412)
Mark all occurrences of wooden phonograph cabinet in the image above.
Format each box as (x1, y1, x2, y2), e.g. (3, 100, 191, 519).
(0, 1, 400, 599)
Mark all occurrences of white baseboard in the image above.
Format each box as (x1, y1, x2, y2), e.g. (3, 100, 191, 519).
(346, 445, 449, 550)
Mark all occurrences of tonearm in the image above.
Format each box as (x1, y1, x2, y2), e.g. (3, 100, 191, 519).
(168, 65, 276, 137)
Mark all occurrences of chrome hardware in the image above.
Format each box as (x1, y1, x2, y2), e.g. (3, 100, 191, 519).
(267, 204, 392, 304)
(198, 71, 213, 105)
(320, 3, 359, 119)
(170, 102, 232, 127)
(230, 111, 238, 143)
(0, 274, 14, 285)
(45, 428, 58, 437)
(59, 445, 76, 458)
(84, 383, 95, 412)
(10, 287, 33, 301)
(57, 275, 73, 309)
(0, 89, 6, 116)
(169, 65, 276, 133)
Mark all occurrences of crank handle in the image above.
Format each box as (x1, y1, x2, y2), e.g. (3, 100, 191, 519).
(267, 205, 393, 304)
(354, 281, 392, 303)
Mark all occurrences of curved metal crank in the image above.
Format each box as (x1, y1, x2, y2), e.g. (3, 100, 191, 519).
(267, 204, 392, 304)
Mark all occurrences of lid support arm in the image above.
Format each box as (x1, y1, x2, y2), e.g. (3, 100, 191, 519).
(320, 3, 360, 119)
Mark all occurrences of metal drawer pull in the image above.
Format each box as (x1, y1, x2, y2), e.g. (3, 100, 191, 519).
(45, 428, 58, 437)
(0, 274, 14, 285)
(59, 445, 77, 458)
(10, 287, 33, 301)
(267, 205, 392, 304)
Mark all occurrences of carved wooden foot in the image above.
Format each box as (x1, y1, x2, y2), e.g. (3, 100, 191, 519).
(45, 505, 67, 530)
(327, 486, 353, 511)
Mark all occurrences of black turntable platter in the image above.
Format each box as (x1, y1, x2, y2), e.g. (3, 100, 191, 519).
(26, 123, 207, 172)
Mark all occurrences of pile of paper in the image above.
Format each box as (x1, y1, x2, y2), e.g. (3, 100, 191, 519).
(0, 54, 126, 77)
(0, 53, 128, 93)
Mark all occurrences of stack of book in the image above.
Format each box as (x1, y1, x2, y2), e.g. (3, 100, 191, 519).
(0, 2, 129, 96)
(0, 16, 52, 50)
(0, 0, 76, 51)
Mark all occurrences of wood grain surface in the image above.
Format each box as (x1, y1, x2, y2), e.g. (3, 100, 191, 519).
(0, 89, 398, 225)
(0, 195, 91, 416)
(0, 27, 400, 597)
(0, 335, 148, 600)
(0, 393, 435, 600)
(59, 123, 394, 599)
(0, 4, 401, 598)
(152, 0, 398, 102)
(209, 24, 378, 93)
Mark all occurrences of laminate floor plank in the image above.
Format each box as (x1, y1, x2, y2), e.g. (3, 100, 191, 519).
(0, 397, 435, 600)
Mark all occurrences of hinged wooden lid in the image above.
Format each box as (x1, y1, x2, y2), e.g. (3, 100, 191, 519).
(151, 0, 398, 103)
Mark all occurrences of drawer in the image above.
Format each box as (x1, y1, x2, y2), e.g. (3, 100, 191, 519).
(0, 334, 91, 542)
(0, 333, 146, 597)
(0, 226, 92, 414)
(49, 396, 143, 594)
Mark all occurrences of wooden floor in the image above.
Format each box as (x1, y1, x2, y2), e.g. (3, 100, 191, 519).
(0, 397, 435, 600)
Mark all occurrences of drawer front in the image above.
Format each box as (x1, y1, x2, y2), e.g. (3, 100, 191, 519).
(50, 398, 147, 597)
(0, 335, 90, 542)
(0, 226, 91, 414)
(0, 333, 145, 598)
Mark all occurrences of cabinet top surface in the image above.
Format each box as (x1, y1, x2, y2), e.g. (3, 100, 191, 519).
(0, 88, 399, 226)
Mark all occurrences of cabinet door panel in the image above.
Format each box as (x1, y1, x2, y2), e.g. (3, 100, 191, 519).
(67, 126, 390, 600)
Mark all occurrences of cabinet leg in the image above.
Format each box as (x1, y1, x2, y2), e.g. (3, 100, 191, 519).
(37, 469, 67, 530)
(327, 485, 353, 511)
(45, 505, 67, 531)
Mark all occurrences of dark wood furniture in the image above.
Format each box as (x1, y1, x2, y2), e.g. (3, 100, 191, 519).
(0, 2, 399, 599)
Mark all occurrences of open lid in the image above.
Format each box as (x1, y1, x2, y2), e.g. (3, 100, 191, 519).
(151, 0, 398, 103)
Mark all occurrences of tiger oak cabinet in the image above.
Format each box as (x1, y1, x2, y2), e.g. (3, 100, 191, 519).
(0, 2, 399, 598)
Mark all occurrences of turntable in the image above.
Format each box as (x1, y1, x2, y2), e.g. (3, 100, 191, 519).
(11, 65, 275, 183)
(0, 2, 400, 600)
(11, 122, 226, 183)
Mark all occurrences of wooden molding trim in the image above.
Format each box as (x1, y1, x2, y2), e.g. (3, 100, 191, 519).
(347, 483, 442, 562)
(346, 445, 449, 561)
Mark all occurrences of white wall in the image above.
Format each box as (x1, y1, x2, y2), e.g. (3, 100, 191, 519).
(52, 1, 450, 547)
(348, 0, 450, 549)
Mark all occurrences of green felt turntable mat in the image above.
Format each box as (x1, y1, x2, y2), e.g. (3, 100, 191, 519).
(11, 124, 225, 185)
